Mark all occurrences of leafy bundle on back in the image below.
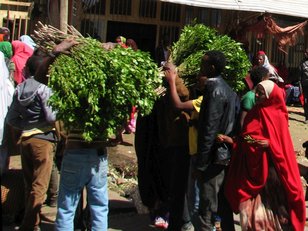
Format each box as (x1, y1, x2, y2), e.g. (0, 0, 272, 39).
(33, 23, 162, 142)
(170, 23, 251, 92)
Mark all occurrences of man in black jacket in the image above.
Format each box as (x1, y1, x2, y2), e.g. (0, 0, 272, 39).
(299, 48, 308, 123)
(196, 51, 237, 230)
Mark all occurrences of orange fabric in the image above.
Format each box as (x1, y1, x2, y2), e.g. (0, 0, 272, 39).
(225, 83, 306, 230)
(0, 34, 4, 42)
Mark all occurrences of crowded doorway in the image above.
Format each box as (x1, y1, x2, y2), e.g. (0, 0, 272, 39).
(106, 21, 156, 58)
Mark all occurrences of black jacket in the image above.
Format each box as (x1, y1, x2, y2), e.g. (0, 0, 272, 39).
(197, 76, 238, 171)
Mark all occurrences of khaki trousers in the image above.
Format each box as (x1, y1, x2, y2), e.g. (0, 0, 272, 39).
(19, 137, 55, 231)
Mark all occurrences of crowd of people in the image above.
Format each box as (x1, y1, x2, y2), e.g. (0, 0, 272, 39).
(136, 46, 307, 231)
(0, 26, 307, 231)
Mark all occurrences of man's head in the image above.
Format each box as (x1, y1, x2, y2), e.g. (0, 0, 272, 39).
(199, 50, 226, 78)
(250, 66, 270, 87)
(24, 54, 44, 78)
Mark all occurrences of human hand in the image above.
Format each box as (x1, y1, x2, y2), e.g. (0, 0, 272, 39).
(52, 37, 79, 55)
(216, 134, 226, 143)
(255, 139, 269, 148)
(163, 62, 177, 83)
(216, 134, 233, 144)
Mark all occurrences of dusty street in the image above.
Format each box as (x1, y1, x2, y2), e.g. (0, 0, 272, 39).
(287, 106, 308, 153)
(2, 105, 308, 231)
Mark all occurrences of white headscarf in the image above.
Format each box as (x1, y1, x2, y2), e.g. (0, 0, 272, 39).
(0, 51, 14, 144)
(19, 35, 36, 50)
(262, 54, 284, 83)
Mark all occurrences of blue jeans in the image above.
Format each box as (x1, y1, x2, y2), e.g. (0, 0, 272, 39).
(55, 149, 108, 231)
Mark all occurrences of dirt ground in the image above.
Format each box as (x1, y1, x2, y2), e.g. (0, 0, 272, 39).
(286, 105, 308, 153)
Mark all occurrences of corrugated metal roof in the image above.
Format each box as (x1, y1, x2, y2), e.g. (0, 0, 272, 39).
(161, 0, 308, 19)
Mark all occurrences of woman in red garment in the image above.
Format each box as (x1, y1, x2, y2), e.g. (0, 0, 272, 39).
(225, 80, 305, 230)
(11, 40, 33, 85)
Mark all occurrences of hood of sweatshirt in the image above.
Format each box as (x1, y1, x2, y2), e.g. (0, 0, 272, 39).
(16, 77, 41, 107)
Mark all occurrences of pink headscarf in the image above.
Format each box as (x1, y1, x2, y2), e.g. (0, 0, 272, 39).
(11, 40, 33, 84)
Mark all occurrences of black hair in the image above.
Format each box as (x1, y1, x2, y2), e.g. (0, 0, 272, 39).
(250, 66, 269, 87)
(25, 54, 44, 76)
(203, 50, 226, 76)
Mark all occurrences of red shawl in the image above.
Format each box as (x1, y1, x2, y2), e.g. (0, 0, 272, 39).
(243, 15, 307, 53)
(225, 82, 306, 230)
(11, 40, 33, 84)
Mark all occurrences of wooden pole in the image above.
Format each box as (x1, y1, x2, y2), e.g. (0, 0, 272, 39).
(24, 18, 28, 35)
(60, 0, 68, 33)
(17, 16, 21, 38)
(12, 16, 16, 40)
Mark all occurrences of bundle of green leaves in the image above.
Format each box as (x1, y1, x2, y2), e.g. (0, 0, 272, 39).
(170, 23, 251, 92)
(48, 38, 162, 142)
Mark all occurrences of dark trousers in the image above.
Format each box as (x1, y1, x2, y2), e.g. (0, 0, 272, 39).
(303, 86, 308, 120)
(167, 146, 190, 231)
(198, 164, 235, 231)
(19, 137, 55, 231)
(47, 160, 59, 203)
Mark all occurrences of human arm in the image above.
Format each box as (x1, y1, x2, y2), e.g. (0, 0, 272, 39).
(35, 38, 79, 84)
(240, 91, 255, 128)
(216, 134, 234, 145)
(37, 85, 56, 123)
(8, 61, 15, 85)
(51, 38, 79, 55)
(164, 64, 194, 111)
(240, 110, 248, 129)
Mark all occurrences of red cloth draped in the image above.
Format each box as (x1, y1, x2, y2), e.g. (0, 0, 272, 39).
(244, 15, 307, 53)
(225, 83, 306, 230)
(11, 40, 33, 84)
(265, 16, 307, 48)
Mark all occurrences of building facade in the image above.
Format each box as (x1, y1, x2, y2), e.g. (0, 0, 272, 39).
(2, 0, 307, 80)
